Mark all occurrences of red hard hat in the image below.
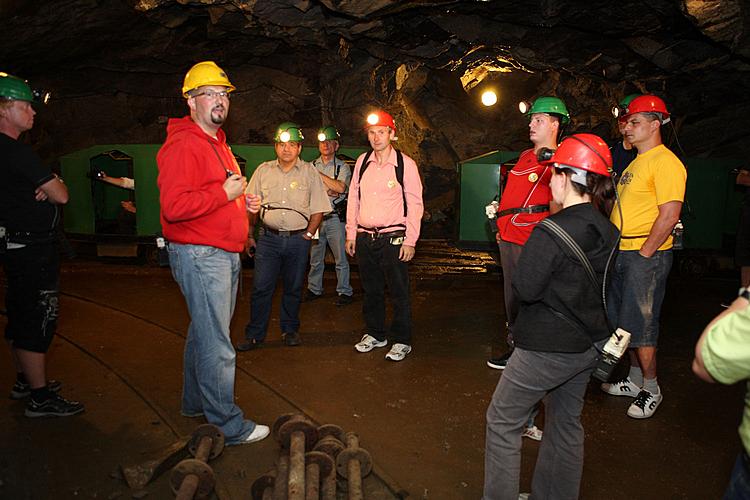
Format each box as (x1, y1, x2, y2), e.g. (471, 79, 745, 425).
(544, 133, 612, 177)
(623, 95, 670, 123)
(365, 110, 396, 132)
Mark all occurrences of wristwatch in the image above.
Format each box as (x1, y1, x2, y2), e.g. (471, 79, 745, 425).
(739, 287, 750, 301)
(305, 231, 314, 238)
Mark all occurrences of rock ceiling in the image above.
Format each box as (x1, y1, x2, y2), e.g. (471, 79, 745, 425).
(1, 0, 748, 234)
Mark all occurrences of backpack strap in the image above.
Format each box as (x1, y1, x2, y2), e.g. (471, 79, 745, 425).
(357, 149, 407, 217)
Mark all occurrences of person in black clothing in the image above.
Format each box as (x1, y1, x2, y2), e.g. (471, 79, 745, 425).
(0, 72, 83, 417)
(484, 134, 618, 500)
(610, 94, 640, 179)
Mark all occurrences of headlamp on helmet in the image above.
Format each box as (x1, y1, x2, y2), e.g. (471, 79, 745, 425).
(275, 122, 304, 143)
(0, 72, 34, 102)
(317, 126, 339, 142)
(612, 93, 641, 120)
(519, 96, 570, 124)
(365, 110, 396, 131)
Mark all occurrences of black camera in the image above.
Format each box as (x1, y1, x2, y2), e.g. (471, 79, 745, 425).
(332, 197, 348, 223)
(592, 328, 631, 382)
(155, 236, 170, 267)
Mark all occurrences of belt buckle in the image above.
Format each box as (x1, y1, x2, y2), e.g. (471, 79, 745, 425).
(279, 230, 291, 237)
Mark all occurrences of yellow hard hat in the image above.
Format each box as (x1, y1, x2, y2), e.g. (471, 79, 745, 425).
(182, 61, 235, 98)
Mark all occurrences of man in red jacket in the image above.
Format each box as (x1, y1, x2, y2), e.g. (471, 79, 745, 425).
(488, 96, 568, 370)
(157, 61, 269, 445)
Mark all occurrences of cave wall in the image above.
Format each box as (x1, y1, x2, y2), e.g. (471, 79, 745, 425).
(3, 0, 750, 238)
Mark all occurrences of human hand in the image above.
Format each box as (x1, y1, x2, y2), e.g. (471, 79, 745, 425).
(223, 174, 247, 201)
(34, 187, 48, 202)
(399, 245, 415, 262)
(345, 239, 356, 257)
(246, 237, 257, 257)
(245, 193, 261, 213)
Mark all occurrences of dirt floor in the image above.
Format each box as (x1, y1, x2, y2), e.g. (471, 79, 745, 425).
(0, 246, 744, 499)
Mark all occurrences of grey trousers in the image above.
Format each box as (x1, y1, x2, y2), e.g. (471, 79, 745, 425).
(484, 347, 598, 500)
(498, 239, 523, 346)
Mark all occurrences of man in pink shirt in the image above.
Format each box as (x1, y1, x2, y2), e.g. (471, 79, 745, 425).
(345, 110, 424, 361)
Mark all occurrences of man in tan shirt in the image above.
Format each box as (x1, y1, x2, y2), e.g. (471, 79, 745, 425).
(237, 122, 331, 350)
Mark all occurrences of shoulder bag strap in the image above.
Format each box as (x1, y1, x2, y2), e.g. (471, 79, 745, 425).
(538, 218, 598, 290)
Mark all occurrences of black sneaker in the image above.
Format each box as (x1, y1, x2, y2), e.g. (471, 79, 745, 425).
(236, 339, 263, 352)
(487, 351, 513, 370)
(284, 332, 301, 347)
(10, 379, 62, 400)
(302, 290, 323, 302)
(335, 294, 353, 306)
(25, 394, 84, 418)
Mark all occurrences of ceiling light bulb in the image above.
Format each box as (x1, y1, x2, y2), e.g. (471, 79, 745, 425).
(481, 90, 497, 106)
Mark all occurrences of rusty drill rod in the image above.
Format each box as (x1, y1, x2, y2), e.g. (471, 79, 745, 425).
(174, 435, 214, 500)
(288, 430, 306, 500)
(345, 434, 363, 500)
(273, 454, 289, 500)
(305, 461, 320, 500)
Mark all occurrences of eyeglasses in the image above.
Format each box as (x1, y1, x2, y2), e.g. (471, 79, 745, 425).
(192, 90, 231, 100)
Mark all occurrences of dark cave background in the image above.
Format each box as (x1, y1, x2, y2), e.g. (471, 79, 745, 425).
(2, 0, 749, 237)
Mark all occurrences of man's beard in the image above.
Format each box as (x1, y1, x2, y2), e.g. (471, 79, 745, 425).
(211, 107, 225, 125)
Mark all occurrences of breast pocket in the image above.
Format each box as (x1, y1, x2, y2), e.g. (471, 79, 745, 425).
(289, 181, 310, 211)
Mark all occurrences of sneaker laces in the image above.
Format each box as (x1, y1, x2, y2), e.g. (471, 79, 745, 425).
(631, 390, 652, 410)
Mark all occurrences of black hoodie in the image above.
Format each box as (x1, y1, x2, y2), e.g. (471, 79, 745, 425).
(512, 203, 619, 353)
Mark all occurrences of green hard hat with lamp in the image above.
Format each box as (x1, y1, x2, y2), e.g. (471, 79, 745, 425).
(518, 96, 570, 124)
(317, 126, 339, 142)
(275, 122, 304, 143)
(0, 72, 34, 102)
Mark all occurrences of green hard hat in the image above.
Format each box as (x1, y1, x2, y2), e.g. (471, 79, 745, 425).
(317, 126, 339, 142)
(0, 72, 34, 102)
(619, 93, 641, 107)
(523, 96, 570, 124)
(275, 122, 304, 143)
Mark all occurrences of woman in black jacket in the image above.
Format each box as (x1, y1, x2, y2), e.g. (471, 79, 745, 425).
(484, 134, 619, 500)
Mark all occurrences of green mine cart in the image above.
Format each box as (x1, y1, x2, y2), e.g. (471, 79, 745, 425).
(456, 150, 744, 269)
(59, 144, 366, 258)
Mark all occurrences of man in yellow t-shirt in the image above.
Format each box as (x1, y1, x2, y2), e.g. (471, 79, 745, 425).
(602, 95, 686, 419)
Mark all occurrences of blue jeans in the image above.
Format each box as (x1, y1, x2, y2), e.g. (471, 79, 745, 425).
(307, 217, 353, 296)
(484, 347, 598, 500)
(168, 243, 257, 445)
(356, 233, 412, 344)
(724, 452, 750, 500)
(607, 250, 672, 347)
(245, 231, 311, 340)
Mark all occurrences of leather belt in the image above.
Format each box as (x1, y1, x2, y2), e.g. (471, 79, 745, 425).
(358, 229, 405, 241)
(496, 204, 549, 218)
(263, 226, 306, 237)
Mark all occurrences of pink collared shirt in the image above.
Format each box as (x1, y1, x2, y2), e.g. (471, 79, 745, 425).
(346, 146, 424, 247)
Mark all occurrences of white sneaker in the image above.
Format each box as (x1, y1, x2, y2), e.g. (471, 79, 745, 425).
(601, 377, 641, 397)
(242, 424, 270, 444)
(522, 425, 543, 441)
(355, 334, 387, 353)
(385, 343, 412, 361)
(627, 389, 662, 419)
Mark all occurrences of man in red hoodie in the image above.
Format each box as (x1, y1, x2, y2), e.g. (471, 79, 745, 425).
(157, 61, 269, 445)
